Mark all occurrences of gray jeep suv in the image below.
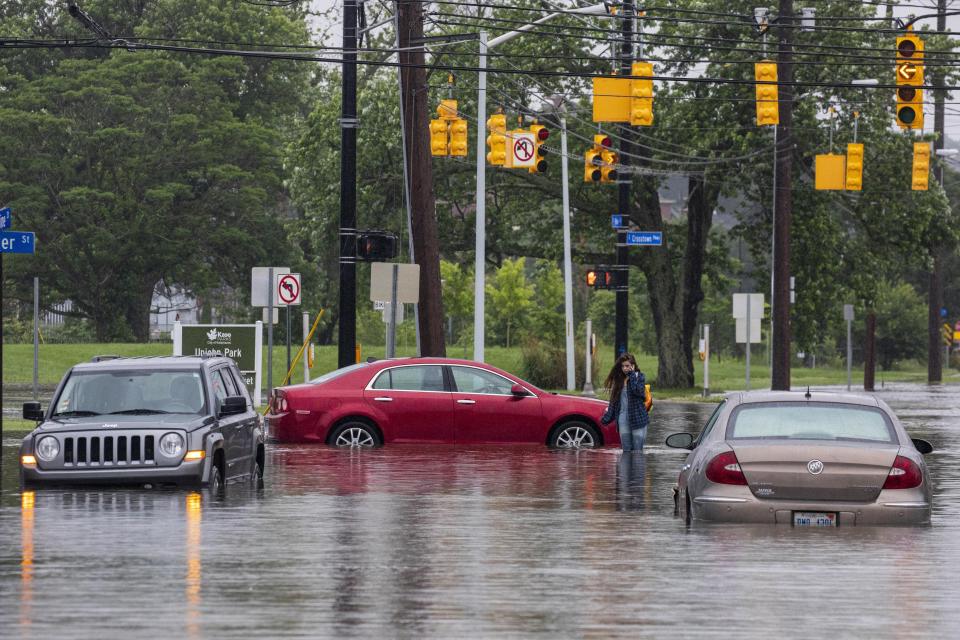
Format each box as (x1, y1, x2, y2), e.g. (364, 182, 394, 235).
(19, 355, 264, 490)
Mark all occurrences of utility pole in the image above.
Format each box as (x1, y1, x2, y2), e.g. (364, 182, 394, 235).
(397, 0, 446, 357)
(614, 0, 634, 359)
(337, 0, 359, 369)
(771, 0, 794, 390)
(928, 0, 946, 383)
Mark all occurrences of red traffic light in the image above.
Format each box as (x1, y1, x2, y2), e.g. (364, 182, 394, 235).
(599, 136, 612, 148)
(536, 127, 549, 141)
(356, 231, 398, 261)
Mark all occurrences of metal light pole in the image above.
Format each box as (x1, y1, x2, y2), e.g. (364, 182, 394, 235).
(337, 0, 359, 369)
(560, 116, 575, 390)
(472, 3, 607, 363)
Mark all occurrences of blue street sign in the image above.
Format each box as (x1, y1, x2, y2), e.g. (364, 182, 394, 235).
(0, 207, 10, 230)
(625, 231, 663, 246)
(611, 214, 624, 228)
(941, 307, 948, 318)
(0, 230, 35, 254)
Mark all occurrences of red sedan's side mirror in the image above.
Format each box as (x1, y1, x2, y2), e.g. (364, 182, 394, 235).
(510, 384, 528, 397)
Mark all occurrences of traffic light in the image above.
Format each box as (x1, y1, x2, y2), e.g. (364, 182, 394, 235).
(630, 61, 654, 126)
(586, 268, 614, 290)
(528, 123, 549, 173)
(429, 118, 449, 157)
(449, 118, 468, 156)
(912, 142, 930, 191)
(584, 134, 610, 182)
(356, 231, 398, 261)
(600, 148, 619, 183)
(845, 143, 864, 191)
(486, 113, 506, 166)
(896, 33, 924, 130)
(755, 61, 779, 126)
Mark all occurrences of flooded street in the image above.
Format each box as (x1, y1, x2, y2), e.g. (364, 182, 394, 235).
(2, 384, 959, 638)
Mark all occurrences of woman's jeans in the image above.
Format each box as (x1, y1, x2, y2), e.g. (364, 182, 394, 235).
(619, 425, 648, 452)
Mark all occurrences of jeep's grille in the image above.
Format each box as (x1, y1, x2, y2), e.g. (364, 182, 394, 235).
(47, 431, 169, 469)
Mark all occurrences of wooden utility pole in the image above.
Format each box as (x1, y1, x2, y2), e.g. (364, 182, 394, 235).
(771, 0, 794, 390)
(397, 1, 446, 356)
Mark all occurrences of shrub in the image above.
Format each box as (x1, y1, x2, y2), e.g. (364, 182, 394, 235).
(520, 337, 600, 390)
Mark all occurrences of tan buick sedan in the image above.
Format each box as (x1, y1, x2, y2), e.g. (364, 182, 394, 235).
(666, 391, 933, 526)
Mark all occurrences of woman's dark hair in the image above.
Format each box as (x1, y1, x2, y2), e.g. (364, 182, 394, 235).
(604, 353, 638, 400)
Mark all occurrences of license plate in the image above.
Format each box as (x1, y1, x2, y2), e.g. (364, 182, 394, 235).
(793, 511, 836, 527)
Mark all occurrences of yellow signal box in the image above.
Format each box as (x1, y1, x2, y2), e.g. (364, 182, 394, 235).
(912, 142, 930, 191)
(630, 62, 654, 126)
(429, 119, 449, 157)
(755, 61, 779, 126)
(584, 134, 610, 182)
(528, 123, 549, 173)
(486, 113, 507, 166)
(600, 148, 619, 183)
(845, 143, 864, 191)
(449, 119, 468, 156)
(895, 33, 924, 130)
(815, 154, 846, 190)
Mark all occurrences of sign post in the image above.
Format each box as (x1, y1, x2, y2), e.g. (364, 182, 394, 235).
(371, 262, 420, 358)
(844, 304, 855, 390)
(733, 293, 764, 389)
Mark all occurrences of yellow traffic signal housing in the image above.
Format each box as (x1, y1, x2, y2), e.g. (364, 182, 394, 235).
(896, 33, 924, 130)
(528, 124, 549, 173)
(429, 119, 449, 157)
(438, 99, 459, 121)
(815, 154, 846, 190)
(912, 142, 930, 191)
(755, 61, 779, 126)
(486, 113, 506, 166)
(845, 143, 864, 191)
(630, 62, 654, 126)
(600, 149, 619, 183)
(584, 134, 610, 182)
(449, 118, 468, 156)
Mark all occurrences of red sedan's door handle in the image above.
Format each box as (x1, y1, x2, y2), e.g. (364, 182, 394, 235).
(457, 399, 476, 405)
(373, 397, 393, 402)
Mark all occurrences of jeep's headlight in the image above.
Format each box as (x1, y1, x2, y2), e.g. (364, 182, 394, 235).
(36, 436, 60, 461)
(159, 432, 185, 457)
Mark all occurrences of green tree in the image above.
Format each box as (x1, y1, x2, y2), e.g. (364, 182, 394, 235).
(440, 259, 474, 344)
(487, 258, 533, 347)
(0, 1, 312, 341)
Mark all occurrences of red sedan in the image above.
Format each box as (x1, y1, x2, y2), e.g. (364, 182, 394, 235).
(266, 358, 615, 448)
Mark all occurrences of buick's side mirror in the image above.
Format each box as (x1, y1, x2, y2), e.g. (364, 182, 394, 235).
(665, 432, 695, 450)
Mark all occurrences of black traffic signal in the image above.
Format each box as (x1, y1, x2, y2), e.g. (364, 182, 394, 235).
(356, 231, 398, 261)
(586, 268, 615, 290)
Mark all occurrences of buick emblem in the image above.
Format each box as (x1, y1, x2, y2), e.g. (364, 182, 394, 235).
(807, 459, 824, 475)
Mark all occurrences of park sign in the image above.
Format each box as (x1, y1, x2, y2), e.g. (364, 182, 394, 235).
(172, 322, 264, 405)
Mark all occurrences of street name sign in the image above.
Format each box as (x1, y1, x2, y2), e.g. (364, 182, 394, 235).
(611, 214, 626, 228)
(624, 231, 662, 246)
(0, 207, 10, 230)
(0, 231, 35, 254)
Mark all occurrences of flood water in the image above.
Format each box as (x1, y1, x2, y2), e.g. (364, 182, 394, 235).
(2, 383, 958, 638)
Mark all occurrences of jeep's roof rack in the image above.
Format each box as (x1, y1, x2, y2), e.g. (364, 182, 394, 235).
(90, 355, 122, 362)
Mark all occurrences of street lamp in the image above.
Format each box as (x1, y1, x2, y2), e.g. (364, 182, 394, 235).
(473, 3, 608, 364)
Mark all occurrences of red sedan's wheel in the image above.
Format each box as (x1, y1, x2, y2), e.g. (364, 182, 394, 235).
(329, 421, 382, 449)
(549, 421, 599, 449)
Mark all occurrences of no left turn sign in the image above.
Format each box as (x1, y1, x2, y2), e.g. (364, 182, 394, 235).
(514, 138, 534, 162)
(277, 273, 301, 306)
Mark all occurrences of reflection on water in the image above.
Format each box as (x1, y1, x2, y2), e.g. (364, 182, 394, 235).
(185, 492, 202, 639)
(1, 384, 959, 638)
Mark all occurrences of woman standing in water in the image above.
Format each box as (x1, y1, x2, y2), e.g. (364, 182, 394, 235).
(600, 353, 649, 452)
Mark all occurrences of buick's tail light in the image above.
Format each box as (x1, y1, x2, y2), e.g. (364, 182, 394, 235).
(270, 391, 288, 413)
(705, 451, 747, 485)
(882, 455, 923, 490)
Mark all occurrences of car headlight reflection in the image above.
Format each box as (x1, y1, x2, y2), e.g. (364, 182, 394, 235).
(36, 436, 60, 461)
(159, 432, 185, 457)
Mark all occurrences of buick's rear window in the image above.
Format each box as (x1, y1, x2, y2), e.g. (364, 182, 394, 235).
(308, 363, 369, 386)
(727, 402, 897, 443)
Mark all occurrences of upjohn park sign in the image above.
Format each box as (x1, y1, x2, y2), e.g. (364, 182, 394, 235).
(172, 322, 264, 405)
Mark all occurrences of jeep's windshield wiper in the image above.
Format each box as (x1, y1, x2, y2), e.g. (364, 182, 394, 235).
(107, 408, 171, 415)
(52, 410, 101, 417)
